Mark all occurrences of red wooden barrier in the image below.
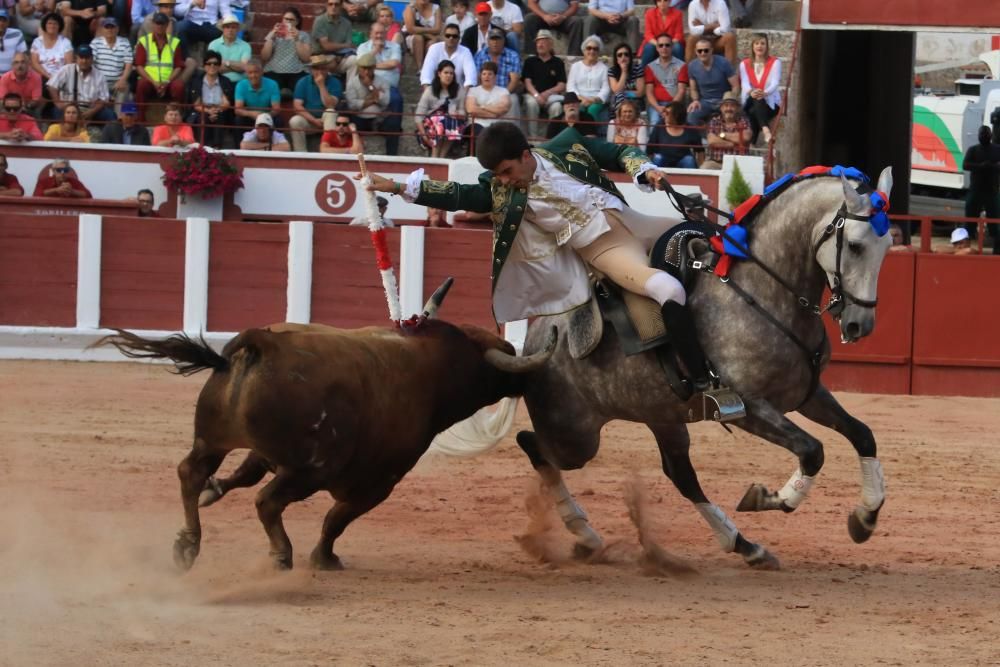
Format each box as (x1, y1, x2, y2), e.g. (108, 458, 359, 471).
(311, 224, 402, 328)
(911, 253, 1000, 397)
(100, 217, 185, 331)
(207, 222, 288, 331)
(0, 215, 77, 327)
(822, 251, 916, 394)
(422, 228, 495, 330)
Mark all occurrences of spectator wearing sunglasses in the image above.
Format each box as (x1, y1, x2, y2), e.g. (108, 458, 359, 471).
(185, 50, 233, 148)
(0, 91, 41, 140)
(319, 109, 363, 153)
(418, 23, 476, 88)
(33, 157, 92, 197)
(685, 36, 736, 127)
(644, 32, 687, 129)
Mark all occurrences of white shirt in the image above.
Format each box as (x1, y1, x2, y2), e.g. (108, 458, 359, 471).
(444, 13, 475, 33)
(566, 60, 610, 102)
(48, 63, 110, 105)
(467, 84, 509, 127)
(177, 0, 231, 24)
(688, 0, 731, 36)
(488, 0, 523, 31)
(420, 41, 477, 88)
(739, 57, 782, 109)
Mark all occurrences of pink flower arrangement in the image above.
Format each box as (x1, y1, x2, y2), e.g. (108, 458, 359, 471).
(162, 146, 244, 199)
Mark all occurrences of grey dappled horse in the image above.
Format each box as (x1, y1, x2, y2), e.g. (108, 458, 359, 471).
(517, 169, 894, 569)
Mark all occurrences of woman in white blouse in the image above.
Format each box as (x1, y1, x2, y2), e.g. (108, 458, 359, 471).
(738, 32, 781, 145)
(566, 35, 610, 122)
(30, 12, 72, 82)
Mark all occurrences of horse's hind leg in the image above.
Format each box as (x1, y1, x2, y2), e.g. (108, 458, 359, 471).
(199, 451, 273, 508)
(733, 398, 825, 513)
(797, 385, 884, 544)
(175, 437, 226, 571)
(649, 423, 779, 569)
(516, 429, 604, 559)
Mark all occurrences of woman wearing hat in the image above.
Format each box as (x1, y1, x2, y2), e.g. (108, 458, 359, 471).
(260, 6, 311, 95)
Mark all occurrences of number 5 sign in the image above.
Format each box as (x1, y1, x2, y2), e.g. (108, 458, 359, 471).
(314, 173, 357, 215)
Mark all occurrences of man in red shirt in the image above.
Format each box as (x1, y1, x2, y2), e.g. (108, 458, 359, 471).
(0, 53, 43, 115)
(319, 111, 364, 153)
(0, 93, 43, 142)
(33, 158, 93, 198)
(0, 153, 24, 196)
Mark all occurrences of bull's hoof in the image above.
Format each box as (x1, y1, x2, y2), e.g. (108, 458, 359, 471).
(736, 483, 770, 512)
(309, 549, 344, 571)
(743, 544, 781, 571)
(572, 542, 599, 562)
(172, 530, 200, 571)
(848, 508, 877, 544)
(270, 551, 294, 570)
(198, 476, 225, 508)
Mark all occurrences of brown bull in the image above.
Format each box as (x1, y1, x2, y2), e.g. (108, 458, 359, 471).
(98, 317, 553, 572)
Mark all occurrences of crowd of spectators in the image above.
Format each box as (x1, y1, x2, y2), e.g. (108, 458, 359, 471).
(0, 0, 780, 167)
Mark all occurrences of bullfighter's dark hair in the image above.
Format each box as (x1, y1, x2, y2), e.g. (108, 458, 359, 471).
(476, 122, 530, 171)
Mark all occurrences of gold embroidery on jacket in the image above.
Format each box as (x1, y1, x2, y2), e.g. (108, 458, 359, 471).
(422, 179, 457, 195)
(622, 154, 647, 177)
(491, 182, 512, 246)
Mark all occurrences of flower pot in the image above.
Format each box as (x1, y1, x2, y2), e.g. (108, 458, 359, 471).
(177, 192, 225, 221)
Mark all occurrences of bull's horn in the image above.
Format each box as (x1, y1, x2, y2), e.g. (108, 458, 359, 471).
(484, 327, 557, 374)
(422, 277, 455, 319)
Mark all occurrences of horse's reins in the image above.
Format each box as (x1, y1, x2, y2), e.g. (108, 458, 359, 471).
(657, 177, 881, 406)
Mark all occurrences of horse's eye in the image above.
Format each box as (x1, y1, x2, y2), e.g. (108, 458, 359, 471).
(848, 242, 864, 256)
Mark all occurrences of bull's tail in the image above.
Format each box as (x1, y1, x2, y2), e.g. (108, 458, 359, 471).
(92, 329, 228, 376)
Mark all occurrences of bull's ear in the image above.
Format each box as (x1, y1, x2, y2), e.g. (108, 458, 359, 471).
(876, 166, 893, 200)
(841, 173, 868, 214)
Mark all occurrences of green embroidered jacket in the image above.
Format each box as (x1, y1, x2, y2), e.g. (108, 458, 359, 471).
(412, 127, 652, 293)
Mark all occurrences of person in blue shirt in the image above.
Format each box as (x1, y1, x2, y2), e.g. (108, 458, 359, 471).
(288, 56, 343, 152)
(233, 58, 281, 128)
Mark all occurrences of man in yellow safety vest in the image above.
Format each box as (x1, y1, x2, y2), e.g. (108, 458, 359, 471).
(134, 12, 187, 121)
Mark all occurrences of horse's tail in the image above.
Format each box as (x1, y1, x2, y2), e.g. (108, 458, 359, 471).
(92, 329, 228, 376)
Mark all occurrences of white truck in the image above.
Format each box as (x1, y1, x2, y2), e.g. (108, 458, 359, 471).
(912, 50, 1000, 195)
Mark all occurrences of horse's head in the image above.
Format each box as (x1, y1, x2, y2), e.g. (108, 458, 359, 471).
(812, 167, 893, 343)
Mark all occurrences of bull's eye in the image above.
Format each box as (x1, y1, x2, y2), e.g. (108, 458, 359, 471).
(848, 241, 864, 256)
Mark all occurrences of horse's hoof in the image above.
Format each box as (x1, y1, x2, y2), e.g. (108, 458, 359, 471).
(848, 508, 876, 544)
(736, 483, 769, 512)
(198, 476, 225, 508)
(309, 550, 344, 571)
(744, 545, 781, 571)
(172, 532, 200, 571)
(572, 542, 599, 561)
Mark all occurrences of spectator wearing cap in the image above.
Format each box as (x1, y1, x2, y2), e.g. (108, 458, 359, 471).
(346, 51, 400, 155)
(208, 13, 250, 84)
(0, 51, 43, 114)
(319, 110, 363, 153)
(89, 16, 132, 104)
(419, 22, 476, 89)
(135, 12, 186, 121)
(402, 0, 441, 71)
(233, 58, 280, 129)
(473, 26, 521, 121)
(185, 48, 232, 147)
(0, 91, 42, 140)
(136, 0, 178, 40)
(584, 0, 639, 54)
(151, 101, 195, 146)
(311, 0, 357, 80)
(59, 0, 110, 47)
(261, 6, 311, 94)
(33, 157, 92, 197)
(29, 12, 72, 83)
(523, 0, 582, 56)
(288, 54, 342, 152)
(0, 152, 24, 196)
(461, 3, 501, 55)
(99, 100, 152, 144)
(545, 91, 597, 138)
(950, 227, 977, 255)
(174, 0, 228, 53)
(686, 35, 737, 126)
(487, 0, 522, 51)
(703, 90, 749, 169)
(239, 111, 290, 151)
(47, 44, 114, 122)
(350, 196, 394, 227)
(0, 7, 27, 75)
(522, 30, 566, 139)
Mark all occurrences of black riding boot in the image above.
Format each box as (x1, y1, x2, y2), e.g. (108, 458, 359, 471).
(661, 300, 712, 392)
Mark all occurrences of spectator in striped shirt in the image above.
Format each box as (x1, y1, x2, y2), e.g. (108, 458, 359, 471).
(89, 16, 131, 104)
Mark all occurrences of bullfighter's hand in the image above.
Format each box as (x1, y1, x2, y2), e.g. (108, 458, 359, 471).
(644, 169, 670, 191)
(357, 172, 399, 194)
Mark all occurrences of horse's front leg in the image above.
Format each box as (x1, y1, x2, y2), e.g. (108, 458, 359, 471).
(797, 385, 884, 543)
(733, 398, 825, 514)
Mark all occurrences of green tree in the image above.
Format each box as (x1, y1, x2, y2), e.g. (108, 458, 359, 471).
(726, 161, 753, 209)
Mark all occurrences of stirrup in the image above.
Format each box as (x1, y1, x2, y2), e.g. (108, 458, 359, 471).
(701, 386, 746, 423)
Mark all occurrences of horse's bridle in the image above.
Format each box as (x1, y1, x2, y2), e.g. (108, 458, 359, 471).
(810, 203, 880, 320)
